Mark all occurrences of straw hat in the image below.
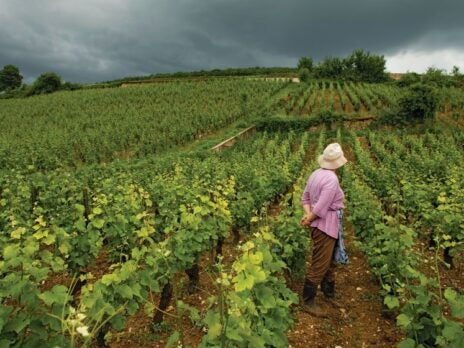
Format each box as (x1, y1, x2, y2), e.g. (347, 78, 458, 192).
(318, 143, 347, 170)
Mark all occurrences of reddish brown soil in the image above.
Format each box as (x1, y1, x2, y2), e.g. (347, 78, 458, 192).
(107, 221, 403, 348)
(345, 99, 355, 114)
(358, 102, 368, 114)
(334, 93, 343, 112)
(41, 249, 111, 293)
(438, 112, 464, 129)
(287, 221, 403, 348)
(313, 91, 322, 112)
(323, 91, 331, 110)
(108, 233, 247, 348)
(346, 119, 372, 131)
(415, 240, 464, 293)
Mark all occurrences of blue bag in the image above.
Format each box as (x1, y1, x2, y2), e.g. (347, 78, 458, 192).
(334, 209, 349, 264)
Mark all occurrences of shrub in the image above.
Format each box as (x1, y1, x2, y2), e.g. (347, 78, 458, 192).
(61, 81, 82, 91)
(370, 109, 406, 127)
(30, 72, 62, 95)
(298, 68, 310, 83)
(396, 72, 421, 87)
(255, 115, 319, 132)
(255, 111, 347, 132)
(317, 109, 347, 129)
(398, 83, 440, 123)
(421, 67, 452, 88)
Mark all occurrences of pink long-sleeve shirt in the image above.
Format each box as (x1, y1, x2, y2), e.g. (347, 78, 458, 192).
(301, 168, 344, 239)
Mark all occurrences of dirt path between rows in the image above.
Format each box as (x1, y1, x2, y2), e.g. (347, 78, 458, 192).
(287, 220, 403, 347)
(115, 216, 404, 348)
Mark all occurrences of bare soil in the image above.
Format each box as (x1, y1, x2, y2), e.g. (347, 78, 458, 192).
(106, 220, 403, 348)
(345, 99, 355, 114)
(287, 220, 403, 348)
(334, 92, 343, 112)
(108, 239, 241, 348)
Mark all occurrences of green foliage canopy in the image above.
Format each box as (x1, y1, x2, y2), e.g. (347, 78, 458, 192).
(0, 64, 23, 91)
(398, 83, 440, 122)
(316, 56, 345, 79)
(346, 49, 388, 83)
(314, 49, 388, 83)
(297, 56, 313, 71)
(30, 72, 62, 95)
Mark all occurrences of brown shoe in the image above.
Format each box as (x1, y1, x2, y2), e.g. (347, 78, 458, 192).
(301, 298, 329, 318)
(320, 277, 342, 308)
(321, 277, 335, 298)
(302, 280, 328, 318)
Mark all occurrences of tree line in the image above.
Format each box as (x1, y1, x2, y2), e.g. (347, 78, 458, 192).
(2, 49, 463, 99)
(0, 65, 80, 99)
(297, 49, 389, 83)
(297, 49, 464, 88)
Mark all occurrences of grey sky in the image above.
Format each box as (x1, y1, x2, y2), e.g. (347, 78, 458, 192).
(1, 0, 463, 83)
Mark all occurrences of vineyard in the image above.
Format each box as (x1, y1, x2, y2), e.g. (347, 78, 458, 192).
(270, 81, 401, 116)
(1, 77, 464, 347)
(0, 79, 286, 170)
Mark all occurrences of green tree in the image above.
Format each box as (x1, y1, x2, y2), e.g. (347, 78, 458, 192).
(315, 49, 387, 82)
(297, 56, 313, 71)
(30, 72, 62, 95)
(315, 56, 344, 79)
(346, 49, 388, 83)
(422, 67, 451, 88)
(398, 83, 439, 123)
(0, 64, 23, 91)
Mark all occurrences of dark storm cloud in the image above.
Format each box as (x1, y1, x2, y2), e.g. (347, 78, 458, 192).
(0, 0, 463, 83)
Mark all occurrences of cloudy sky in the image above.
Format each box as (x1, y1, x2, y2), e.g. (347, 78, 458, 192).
(1, 0, 463, 83)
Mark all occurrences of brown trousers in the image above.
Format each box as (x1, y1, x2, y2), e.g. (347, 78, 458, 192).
(307, 228, 337, 285)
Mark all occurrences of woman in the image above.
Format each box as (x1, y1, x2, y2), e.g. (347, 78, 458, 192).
(300, 142, 348, 316)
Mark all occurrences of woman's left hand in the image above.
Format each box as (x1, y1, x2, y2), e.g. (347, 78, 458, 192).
(300, 215, 312, 227)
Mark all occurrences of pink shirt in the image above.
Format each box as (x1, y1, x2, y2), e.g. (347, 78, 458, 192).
(301, 168, 344, 239)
